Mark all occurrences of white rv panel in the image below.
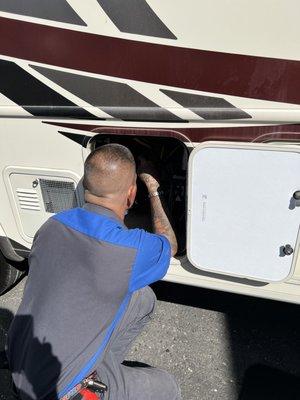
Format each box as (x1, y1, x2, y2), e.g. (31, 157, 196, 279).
(4, 167, 80, 243)
(187, 142, 300, 282)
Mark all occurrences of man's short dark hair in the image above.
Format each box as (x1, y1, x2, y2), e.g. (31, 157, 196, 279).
(83, 144, 135, 196)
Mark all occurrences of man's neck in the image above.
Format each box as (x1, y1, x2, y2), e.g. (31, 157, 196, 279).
(84, 192, 125, 221)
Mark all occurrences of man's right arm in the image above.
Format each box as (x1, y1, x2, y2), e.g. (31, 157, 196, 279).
(138, 159, 178, 257)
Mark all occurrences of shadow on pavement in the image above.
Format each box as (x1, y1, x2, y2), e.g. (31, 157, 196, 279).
(0, 308, 15, 400)
(152, 281, 300, 399)
(239, 364, 300, 400)
(0, 309, 61, 400)
(0, 308, 14, 369)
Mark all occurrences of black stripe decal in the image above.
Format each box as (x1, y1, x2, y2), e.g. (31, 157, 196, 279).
(32, 65, 183, 122)
(0, 60, 99, 119)
(97, 0, 176, 39)
(160, 89, 251, 120)
(0, 0, 86, 26)
(59, 131, 88, 147)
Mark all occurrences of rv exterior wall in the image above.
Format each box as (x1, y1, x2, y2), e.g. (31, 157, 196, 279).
(1, 119, 300, 303)
(1, 0, 300, 301)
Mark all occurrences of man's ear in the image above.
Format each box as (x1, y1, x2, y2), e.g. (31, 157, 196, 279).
(127, 184, 137, 209)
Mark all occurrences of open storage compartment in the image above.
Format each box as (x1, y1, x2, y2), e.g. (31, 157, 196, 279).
(90, 132, 189, 255)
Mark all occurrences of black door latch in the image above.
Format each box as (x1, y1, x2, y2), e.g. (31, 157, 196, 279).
(282, 244, 293, 256)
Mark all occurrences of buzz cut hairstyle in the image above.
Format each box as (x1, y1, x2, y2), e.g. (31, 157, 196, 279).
(83, 143, 135, 192)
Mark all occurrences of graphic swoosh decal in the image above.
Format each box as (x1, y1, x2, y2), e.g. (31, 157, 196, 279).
(160, 89, 251, 120)
(0, 0, 86, 26)
(1, 17, 300, 104)
(97, 0, 176, 39)
(44, 122, 300, 143)
(32, 65, 183, 122)
(0, 60, 98, 118)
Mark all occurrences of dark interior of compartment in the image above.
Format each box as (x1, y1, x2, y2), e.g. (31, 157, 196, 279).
(94, 134, 188, 255)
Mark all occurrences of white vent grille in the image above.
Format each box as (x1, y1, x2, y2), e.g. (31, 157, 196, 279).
(16, 188, 40, 211)
(40, 179, 77, 213)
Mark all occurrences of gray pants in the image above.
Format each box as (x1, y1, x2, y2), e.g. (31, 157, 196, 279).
(97, 287, 181, 400)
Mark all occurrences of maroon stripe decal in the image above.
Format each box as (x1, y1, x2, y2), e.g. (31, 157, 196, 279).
(43, 121, 300, 143)
(1, 17, 300, 104)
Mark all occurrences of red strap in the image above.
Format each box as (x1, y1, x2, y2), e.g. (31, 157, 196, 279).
(79, 389, 99, 400)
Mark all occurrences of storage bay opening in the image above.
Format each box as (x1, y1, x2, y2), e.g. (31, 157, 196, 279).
(89, 133, 189, 255)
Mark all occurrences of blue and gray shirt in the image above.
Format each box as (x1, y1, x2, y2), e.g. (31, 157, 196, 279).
(7, 203, 171, 400)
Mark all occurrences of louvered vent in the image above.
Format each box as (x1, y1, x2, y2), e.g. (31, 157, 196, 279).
(16, 188, 40, 211)
(40, 179, 77, 213)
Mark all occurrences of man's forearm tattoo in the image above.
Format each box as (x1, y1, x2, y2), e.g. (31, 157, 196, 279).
(150, 195, 178, 256)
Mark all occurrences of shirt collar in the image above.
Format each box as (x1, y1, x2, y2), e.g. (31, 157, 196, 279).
(82, 202, 125, 227)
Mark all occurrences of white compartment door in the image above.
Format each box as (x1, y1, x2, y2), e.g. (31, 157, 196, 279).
(187, 142, 300, 282)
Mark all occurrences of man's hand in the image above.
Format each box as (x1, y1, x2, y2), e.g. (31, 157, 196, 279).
(137, 157, 160, 192)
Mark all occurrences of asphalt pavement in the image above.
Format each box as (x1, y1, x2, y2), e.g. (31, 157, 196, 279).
(1, 277, 300, 400)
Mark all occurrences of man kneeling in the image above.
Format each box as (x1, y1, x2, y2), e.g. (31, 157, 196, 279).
(7, 144, 181, 400)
